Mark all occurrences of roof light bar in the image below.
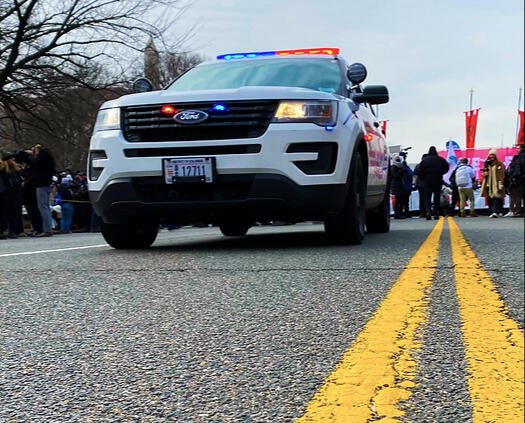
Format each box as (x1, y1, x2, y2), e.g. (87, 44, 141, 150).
(217, 48, 339, 60)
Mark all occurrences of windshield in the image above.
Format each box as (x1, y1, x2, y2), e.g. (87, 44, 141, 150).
(167, 58, 342, 94)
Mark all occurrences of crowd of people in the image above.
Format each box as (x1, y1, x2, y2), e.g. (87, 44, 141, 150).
(0, 145, 97, 240)
(390, 144, 525, 220)
(2, 143, 524, 240)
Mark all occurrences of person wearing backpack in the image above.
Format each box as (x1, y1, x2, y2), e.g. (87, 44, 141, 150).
(455, 158, 477, 217)
(505, 144, 525, 217)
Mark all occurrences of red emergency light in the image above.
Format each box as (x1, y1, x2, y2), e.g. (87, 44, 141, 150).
(276, 48, 340, 56)
(161, 105, 177, 114)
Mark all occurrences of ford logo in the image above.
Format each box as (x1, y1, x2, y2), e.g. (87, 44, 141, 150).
(174, 110, 209, 124)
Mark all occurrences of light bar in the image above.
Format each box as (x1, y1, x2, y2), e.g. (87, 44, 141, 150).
(217, 48, 339, 60)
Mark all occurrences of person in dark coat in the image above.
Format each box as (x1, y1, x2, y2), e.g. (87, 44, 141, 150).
(14, 149, 43, 235)
(505, 144, 525, 217)
(30, 145, 55, 237)
(413, 146, 449, 220)
(0, 152, 24, 239)
(413, 154, 428, 217)
(389, 155, 409, 219)
(401, 155, 414, 218)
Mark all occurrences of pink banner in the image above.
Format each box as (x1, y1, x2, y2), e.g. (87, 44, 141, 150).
(438, 147, 518, 181)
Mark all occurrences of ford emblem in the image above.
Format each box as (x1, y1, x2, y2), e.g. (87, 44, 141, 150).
(174, 110, 209, 124)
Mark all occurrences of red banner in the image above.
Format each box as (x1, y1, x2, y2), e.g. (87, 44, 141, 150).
(464, 108, 480, 149)
(518, 110, 524, 145)
(381, 120, 387, 137)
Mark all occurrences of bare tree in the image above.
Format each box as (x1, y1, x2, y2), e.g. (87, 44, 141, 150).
(0, 63, 127, 169)
(0, 0, 191, 96)
(0, 0, 197, 167)
(158, 50, 204, 88)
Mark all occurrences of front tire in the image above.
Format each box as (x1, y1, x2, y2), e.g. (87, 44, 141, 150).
(324, 152, 366, 245)
(366, 177, 391, 233)
(101, 221, 159, 249)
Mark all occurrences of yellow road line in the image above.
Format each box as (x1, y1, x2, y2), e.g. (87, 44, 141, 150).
(448, 217, 524, 422)
(297, 218, 444, 422)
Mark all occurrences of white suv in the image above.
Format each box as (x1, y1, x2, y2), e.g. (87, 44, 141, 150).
(88, 47, 390, 249)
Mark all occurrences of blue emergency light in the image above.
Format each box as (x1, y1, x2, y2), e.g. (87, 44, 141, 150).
(217, 48, 340, 60)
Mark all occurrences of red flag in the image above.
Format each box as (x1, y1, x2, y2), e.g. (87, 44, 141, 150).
(518, 110, 524, 145)
(464, 108, 480, 149)
(381, 120, 387, 137)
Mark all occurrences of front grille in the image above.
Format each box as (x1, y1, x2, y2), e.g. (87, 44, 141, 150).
(133, 175, 254, 202)
(124, 144, 261, 158)
(122, 100, 279, 142)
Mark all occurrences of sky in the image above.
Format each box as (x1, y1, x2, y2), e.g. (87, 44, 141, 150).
(174, 0, 524, 160)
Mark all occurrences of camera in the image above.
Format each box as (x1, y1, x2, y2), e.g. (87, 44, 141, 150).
(13, 149, 33, 165)
(481, 158, 492, 173)
(399, 147, 412, 158)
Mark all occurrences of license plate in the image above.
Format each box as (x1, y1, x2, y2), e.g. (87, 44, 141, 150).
(163, 157, 215, 184)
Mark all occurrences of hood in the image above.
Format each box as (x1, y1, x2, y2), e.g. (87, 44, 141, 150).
(100, 86, 338, 109)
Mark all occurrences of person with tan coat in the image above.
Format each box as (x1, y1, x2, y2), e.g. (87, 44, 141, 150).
(480, 148, 506, 218)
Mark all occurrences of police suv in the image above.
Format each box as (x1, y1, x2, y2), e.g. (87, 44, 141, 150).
(88, 47, 390, 249)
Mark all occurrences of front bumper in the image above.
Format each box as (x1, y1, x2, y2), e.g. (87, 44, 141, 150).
(90, 174, 348, 224)
(88, 120, 359, 191)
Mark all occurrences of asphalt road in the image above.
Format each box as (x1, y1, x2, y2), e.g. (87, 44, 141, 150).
(0, 217, 523, 422)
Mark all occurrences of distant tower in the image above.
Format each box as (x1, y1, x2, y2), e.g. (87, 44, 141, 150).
(144, 37, 160, 89)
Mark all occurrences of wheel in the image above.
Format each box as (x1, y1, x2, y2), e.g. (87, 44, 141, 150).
(324, 152, 366, 245)
(366, 176, 391, 233)
(101, 221, 158, 249)
(219, 222, 251, 236)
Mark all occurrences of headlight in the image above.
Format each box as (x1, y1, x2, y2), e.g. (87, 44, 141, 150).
(93, 108, 120, 132)
(272, 100, 337, 126)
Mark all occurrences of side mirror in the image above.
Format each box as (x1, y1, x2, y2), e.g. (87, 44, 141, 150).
(347, 63, 367, 85)
(133, 77, 153, 93)
(353, 85, 389, 105)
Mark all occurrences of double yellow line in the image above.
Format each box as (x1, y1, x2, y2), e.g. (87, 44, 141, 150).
(297, 217, 524, 422)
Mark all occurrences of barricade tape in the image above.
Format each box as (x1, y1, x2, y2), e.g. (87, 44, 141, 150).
(57, 200, 91, 204)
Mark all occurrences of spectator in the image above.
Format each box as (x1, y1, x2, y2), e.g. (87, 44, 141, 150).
(447, 166, 461, 217)
(413, 154, 428, 218)
(15, 150, 43, 236)
(455, 158, 478, 217)
(440, 185, 453, 215)
(58, 177, 75, 233)
(0, 152, 24, 239)
(30, 145, 56, 237)
(481, 148, 506, 218)
(72, 179, 91, 231)
(389, 155, 408, 219)
(414, 146, 449, 220)
(505, 144, 525, 217)
(400, 152, 414, 218)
